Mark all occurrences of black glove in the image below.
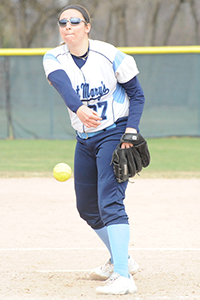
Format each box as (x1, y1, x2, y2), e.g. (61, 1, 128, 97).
(111, 133, 150, 183)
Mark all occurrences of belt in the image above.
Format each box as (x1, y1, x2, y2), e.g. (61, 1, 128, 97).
(77, 123, 116, 139)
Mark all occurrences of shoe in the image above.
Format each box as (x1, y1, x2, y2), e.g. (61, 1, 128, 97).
(90, 256, 139, 280)
(95, 272, 138, 295)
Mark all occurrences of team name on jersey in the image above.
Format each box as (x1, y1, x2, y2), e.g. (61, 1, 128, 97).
(76, 81, 109, 102)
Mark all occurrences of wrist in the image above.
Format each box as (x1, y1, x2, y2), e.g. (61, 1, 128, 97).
(76, 104, 84, 114)
(125, 127, 137, 134)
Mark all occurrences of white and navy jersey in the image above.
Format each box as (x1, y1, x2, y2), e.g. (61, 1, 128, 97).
(43, 39, 143, 133)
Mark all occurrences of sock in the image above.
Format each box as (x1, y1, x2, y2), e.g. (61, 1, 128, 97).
(94, 227, 113, 263)
(107, 224, 130, 278)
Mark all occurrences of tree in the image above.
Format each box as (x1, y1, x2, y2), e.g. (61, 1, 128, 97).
(1, 0, 200, 48)
(0, 0, 64, 47)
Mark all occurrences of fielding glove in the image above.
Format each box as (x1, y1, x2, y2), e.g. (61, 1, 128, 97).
(111, 133, 150, 183)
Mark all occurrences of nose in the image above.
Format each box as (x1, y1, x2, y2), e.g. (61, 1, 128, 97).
(65, 21, 72, 29)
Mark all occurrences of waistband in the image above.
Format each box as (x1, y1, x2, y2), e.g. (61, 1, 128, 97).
(76, 123, 117, 139)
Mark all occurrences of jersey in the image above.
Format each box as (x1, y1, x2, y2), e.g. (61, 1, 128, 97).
(43, 39, 140, 133)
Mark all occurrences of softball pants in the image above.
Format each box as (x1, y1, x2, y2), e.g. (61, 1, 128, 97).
(74, 118, 129, 229)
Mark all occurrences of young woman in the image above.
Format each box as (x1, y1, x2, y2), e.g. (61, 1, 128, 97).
(43, 4, 146, 295)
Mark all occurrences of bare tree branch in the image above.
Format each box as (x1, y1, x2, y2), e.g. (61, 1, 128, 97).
(163, 0, 182, 46)
(151, 0, 162, 46)
(1, 0, 200, 47)
(191, 0, 200, 44)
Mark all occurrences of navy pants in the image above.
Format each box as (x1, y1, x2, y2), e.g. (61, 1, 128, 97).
(74, 118, 129, 230)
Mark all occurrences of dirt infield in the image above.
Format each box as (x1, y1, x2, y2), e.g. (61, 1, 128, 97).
(0, 177, 200, 300)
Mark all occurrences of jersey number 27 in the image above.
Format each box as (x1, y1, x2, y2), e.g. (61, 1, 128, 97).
(88, 101, 107, 120)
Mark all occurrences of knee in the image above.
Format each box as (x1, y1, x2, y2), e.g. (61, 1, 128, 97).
(98, 180, 129, 226)
(76, 201, 104, 229)
(99, 202, 129, 226)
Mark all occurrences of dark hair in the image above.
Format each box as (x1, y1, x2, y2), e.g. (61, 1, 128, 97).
(58, 4, 91, 24)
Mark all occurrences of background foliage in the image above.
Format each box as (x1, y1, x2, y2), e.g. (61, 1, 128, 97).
(1, 0, 200, 48)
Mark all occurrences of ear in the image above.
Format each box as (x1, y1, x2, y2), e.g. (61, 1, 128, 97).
(85, 23, 91, 34)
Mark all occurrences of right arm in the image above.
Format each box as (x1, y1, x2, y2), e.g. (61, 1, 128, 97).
(47, 70, 102, 128)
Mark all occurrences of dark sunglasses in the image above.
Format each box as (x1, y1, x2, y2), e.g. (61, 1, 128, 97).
(58, 18, 87, 27)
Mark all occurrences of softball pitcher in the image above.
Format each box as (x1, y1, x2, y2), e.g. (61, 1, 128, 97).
(43, 4, 150, 295)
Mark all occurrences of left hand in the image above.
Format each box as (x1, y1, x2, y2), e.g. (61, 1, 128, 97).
(121, 128, 137, 149)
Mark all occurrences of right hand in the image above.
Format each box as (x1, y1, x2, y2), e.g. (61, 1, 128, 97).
(76, 105, 102, 128)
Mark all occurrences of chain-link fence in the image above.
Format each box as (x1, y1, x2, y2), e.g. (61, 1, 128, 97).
(0, 47, 200, 139)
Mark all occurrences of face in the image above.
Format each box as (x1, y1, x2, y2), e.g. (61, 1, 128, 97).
(59, 9, 91, 48)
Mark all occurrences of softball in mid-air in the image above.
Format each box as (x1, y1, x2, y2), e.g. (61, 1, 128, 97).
(53, 163, 72, 182)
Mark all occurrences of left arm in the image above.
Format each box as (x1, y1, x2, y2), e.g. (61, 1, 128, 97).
(119, 76, 145, 148)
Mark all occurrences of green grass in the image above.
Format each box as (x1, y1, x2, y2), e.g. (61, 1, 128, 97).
(144, 137, 200, 178)
(0, 137, 200, 178)
(0, 139, 76, 177)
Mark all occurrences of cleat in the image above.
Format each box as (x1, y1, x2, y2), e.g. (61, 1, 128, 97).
(95, 272, 138, 295)
(90, 255, 139, 280)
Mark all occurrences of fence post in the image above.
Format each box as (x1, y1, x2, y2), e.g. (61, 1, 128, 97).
(5, 56, 14, 139)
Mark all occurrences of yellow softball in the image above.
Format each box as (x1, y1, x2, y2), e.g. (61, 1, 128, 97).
(53, 163, 72, 182)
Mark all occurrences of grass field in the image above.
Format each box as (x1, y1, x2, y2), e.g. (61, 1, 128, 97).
(0, 137, 200, 178)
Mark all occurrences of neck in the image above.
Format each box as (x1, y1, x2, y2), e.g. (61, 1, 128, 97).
(68, 41, 89, 57)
